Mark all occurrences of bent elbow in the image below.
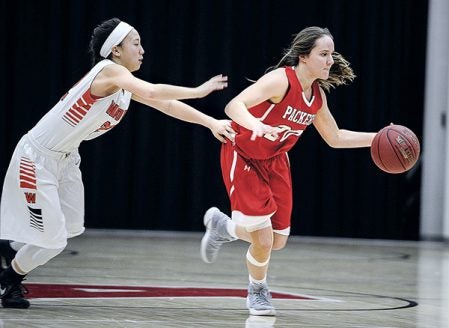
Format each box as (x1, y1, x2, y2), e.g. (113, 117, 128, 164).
(323, 136, 336, 148)
(225, 99, 241, 118)
(325, 136, 343, 148)
(327, 141, 339, 148)
(323, 130, 348, 148)
(224, 103, 233, 117)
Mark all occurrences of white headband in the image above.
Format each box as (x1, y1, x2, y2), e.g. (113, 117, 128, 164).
(100, 22, 134, 58)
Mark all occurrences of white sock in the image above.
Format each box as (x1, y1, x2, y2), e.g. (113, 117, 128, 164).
(249, 275, 267, 285)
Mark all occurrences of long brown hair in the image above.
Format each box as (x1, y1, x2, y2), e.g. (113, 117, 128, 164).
(269, 27, 355, 92)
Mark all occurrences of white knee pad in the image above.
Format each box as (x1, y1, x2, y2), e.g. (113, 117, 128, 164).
(232, 211, 273, 232)
(14, 244, 65, 274)
(246, 249, 270, 267)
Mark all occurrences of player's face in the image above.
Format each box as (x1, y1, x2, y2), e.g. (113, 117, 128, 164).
(116, 29, 145, 72)
(304, 35, 334, 80)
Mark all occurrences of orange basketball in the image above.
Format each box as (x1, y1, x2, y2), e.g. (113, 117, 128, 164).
(370, 124, 420, 174)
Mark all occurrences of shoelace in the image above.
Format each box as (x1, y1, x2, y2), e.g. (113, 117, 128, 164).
(210, 215, 234, 242)
(208, 230, 227, 248)
(251, 288, 273, 308)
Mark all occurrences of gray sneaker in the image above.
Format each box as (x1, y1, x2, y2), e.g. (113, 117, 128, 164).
(246, 283, 276, 316)
(200, 207, 235, 263)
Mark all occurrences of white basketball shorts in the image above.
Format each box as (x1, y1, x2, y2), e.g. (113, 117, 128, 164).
(0, 134, 85, 249)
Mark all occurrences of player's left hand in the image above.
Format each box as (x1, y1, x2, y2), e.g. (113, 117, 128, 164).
(196, 74, 228, 98)
(210, 119, 236, 143)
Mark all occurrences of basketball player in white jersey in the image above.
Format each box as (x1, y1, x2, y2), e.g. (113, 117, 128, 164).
(0, 17, 234, 308)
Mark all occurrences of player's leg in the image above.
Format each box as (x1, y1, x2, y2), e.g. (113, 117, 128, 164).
(201, 207, 266, 263)
(0, 138, 70, 309)
(2, 151, 87, 309)
(59, 150, 85, 239)
(201, 143, 241, 263)
(245, 153, 293, 315)
(237, 215, 276, 316)
(0, 244, 64, 308)
(0, 141, 34, 308)
(201, 212, 277, 315)
(269, 153, 293, 251)
(201, 143, 275, 262)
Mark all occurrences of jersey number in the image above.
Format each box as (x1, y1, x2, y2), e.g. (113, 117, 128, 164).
(263, 125, 304, 142)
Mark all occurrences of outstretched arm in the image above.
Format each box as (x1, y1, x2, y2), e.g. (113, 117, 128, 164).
(313, 89, 376, 148)
(95, 64, 227, 100)
(133, 96, 235, 143)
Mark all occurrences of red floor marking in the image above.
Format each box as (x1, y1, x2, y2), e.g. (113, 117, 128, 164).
(25, 283, 315, 300)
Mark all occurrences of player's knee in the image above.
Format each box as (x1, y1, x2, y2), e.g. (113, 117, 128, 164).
(252, 236, 273, 252)
(272, 239, 287, 250)
(272, 234, 289, 250)
(36, 246, 65, 265)
(15, 244, 65, 274)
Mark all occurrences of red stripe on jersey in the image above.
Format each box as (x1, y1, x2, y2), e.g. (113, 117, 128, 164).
(62, 89, 97, 127)
(19, 157, 35, 170)
(82, 89, 99, 103)
(19, 163, 35, 171)
(20, 160, 34, 167)
(19, 169, 35, 178)
(19, 157, 37, 190)
(67, 108, 83, 121)
(71, 104, 88, 116)
(65, 111, 81, 124)
(20, 158, 33, 165)
(20, 182, 36, 189)
(20, 175, 36, 184)
(62, 116, 76, 127)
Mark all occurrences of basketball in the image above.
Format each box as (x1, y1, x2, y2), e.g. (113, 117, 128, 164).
(370, 124, 420, 174)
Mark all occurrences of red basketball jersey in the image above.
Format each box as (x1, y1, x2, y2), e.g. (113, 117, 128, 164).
(232, 66, 323, 160)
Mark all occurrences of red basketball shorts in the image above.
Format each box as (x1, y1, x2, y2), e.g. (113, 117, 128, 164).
(220, 142, 292, 234)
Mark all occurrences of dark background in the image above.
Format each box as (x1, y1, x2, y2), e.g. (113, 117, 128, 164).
(0, 0, 427, 239)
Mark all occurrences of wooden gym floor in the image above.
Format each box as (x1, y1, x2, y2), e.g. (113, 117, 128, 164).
(0, 230, 447, 327)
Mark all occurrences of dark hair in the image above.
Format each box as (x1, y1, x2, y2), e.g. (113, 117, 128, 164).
(88, 18, 122, 66)
(269, 27, 355, 92)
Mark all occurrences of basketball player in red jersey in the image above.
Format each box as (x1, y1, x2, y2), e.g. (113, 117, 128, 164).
(0, 17, 234, 309)
(201, 27, 377, 316)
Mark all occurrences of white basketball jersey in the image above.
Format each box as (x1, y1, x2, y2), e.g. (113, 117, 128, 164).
(29, 59, 132, 153)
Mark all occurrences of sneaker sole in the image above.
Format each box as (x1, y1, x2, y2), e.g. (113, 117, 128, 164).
(200, 229, 213, 263)
(248, 307, 276, 316)
(1, 300, 30, 309)
(200, 207, 219, 264)
(246, 298, 276, 316)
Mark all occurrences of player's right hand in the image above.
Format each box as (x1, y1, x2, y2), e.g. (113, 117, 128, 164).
(250, 122, 279, 141)
(196, 74, 228, 98)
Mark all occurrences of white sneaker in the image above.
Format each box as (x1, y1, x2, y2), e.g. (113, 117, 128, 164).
(246, 283, 276, 316)
(200, 207, 235, 263)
